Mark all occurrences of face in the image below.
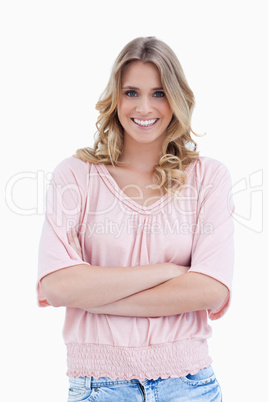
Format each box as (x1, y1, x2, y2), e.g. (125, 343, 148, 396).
(117, 61, 173, 147)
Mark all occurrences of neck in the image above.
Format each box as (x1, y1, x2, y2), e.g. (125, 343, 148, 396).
(119, 137, 163, 173)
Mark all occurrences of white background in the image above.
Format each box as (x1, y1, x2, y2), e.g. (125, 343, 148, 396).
(1, 1, 267, 400)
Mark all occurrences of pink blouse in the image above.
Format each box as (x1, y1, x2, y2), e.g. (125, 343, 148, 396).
(37, 155, 234, 380)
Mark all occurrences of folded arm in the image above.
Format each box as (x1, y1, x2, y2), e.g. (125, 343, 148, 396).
(41, 227, 188, 309)
(40, 261, 188, 309)
(87, 272, 229, 317)
(41, 228, 228, 317)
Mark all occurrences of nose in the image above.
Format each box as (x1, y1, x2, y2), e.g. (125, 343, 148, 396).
(136, 96, 153, 115)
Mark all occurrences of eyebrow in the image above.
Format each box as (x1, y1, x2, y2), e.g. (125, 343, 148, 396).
(122, 86, 164, 91)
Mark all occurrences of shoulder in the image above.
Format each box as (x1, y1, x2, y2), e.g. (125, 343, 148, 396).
(187, 156, 231, 185)
(54, 155, 90, 172)
(195, 155, 229, 175)
(185, 156, 233, 203)
(52, 155, 92, 176)
(51, 156, 93, 187)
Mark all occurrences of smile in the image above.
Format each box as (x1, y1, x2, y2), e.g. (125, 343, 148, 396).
(132, 118, 158, 127)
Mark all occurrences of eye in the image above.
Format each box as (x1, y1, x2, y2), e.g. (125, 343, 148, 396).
(153, 91, 165, 98)
(125, 90, 138, 97)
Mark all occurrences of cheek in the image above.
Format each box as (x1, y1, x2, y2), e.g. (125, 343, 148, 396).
(162, 103, 173, 121)
(117, 98, 129, 122)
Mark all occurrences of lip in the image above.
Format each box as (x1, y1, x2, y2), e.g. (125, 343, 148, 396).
(131, 118, 159, 128)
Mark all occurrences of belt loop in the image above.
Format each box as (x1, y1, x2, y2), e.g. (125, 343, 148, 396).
(85, 376, 92, 389)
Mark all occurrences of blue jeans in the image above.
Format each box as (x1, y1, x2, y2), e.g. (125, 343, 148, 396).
(68, 365, 222, 401)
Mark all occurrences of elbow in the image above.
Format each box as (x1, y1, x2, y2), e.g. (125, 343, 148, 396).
(208, 282, 229, 311)
(40, 272, 67, 307)
(187, 272, 229, 312)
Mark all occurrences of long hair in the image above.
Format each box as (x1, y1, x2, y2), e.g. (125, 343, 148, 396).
(74, 36, 200, 194)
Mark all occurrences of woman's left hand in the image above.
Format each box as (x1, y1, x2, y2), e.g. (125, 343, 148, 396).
(67, 227, 83, 259)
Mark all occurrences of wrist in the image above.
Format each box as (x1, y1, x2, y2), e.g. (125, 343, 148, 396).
(167, 263, 189, 278)
(156, 262, 181, 281)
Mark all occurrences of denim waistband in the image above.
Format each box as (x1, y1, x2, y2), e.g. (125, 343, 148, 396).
(69, 365, 214, 389)
(69, 376, 142, 389)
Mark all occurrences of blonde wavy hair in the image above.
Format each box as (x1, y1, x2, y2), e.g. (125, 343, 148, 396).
(74, 36, 200, 194)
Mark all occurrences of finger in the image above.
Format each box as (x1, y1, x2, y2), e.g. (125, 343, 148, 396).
(67, 228, 77, 247)
(70, 227, 83, 257)
(67, 229, 71, 241)
(73, 231, 81, 250)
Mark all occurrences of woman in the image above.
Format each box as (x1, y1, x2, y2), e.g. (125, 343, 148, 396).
(37, 37, 234, 401)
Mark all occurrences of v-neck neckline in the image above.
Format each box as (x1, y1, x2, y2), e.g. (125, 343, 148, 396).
(94, 161, 196, 214)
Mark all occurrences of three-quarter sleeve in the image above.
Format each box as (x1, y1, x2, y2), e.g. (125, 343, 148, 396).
(188, 158, 235, 320)
(37, 157, 90, 307)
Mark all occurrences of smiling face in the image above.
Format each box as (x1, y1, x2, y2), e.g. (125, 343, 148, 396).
(117, 61, 173, 148)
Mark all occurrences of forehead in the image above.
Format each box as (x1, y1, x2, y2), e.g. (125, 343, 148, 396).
(121, 61, 162, 87)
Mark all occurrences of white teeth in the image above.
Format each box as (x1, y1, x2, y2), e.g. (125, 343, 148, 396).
(133, 118, 158, 127)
